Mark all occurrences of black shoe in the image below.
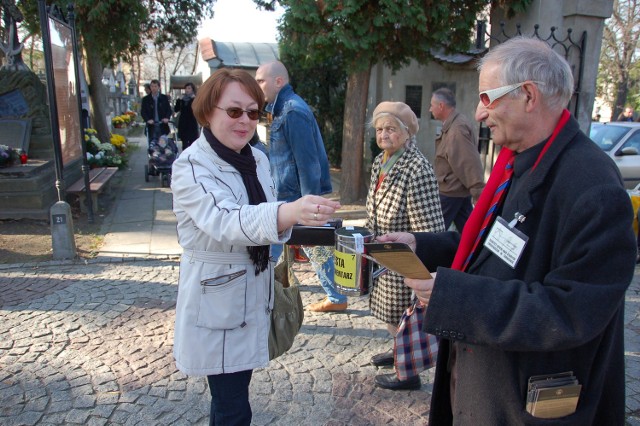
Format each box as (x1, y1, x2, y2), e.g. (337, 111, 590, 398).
(370, 350, 394, 367)
(374, 373, 421, 390)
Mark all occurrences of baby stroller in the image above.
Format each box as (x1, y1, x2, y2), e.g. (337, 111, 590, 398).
(144, 129, 178, 188)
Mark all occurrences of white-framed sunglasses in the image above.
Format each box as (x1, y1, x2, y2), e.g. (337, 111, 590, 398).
(479, 81, 540, 107)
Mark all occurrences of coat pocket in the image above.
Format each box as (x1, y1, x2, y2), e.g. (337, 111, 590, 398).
(197, 268, 248, 330)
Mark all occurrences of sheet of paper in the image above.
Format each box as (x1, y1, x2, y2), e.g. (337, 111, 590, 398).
(364, 243, 432, 279)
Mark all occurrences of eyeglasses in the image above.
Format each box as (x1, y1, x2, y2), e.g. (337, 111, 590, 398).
(479, 81, 540, 107)
(215, 106, 261, 120)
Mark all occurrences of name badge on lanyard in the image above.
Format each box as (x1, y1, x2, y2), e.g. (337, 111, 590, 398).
(483, 213, 529, 268)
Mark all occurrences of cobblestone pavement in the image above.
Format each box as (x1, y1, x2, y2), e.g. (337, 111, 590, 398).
(0, 259, 434, 425)
(0, 259, 638, 425)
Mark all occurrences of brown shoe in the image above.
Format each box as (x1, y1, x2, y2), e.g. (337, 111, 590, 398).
(307, 297, 348, 312)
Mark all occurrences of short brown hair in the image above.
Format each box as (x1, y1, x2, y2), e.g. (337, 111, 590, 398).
(192, 69, 265, 128)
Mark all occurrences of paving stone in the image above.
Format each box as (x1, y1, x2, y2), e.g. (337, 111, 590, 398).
(9, 411, 42, 425)
(65, 409, 91, 424)
(0, 260, 638, 424)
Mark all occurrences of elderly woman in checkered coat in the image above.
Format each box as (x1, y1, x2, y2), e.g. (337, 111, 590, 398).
(365, 102, 445, 391)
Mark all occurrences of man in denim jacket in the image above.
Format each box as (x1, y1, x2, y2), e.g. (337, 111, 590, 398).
(256, 61, 348, 312)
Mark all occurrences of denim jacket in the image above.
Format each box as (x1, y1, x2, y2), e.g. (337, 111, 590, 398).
(266, 84, 332, 202)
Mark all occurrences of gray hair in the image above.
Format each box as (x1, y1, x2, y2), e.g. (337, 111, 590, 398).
(478, 37, 574, 111)
(432, 88, 456, 108)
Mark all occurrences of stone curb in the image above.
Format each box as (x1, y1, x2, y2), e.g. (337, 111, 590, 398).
(0, 254, 180, 271)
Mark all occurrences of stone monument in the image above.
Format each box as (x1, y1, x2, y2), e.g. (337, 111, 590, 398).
(0, 0, 81, 219)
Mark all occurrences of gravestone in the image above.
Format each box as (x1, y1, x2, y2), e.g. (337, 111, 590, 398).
(0, 88, 29, 116)
(0, 118, 31, 153)
(0, 69, 53, 159)
(0, 70, 58, 219)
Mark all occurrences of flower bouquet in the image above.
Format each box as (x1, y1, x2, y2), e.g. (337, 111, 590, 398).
(0, 145, 20, 168)
(111, 114, 132, 128)
(84, 128, 130, 169)
(110, 133, 127, 153)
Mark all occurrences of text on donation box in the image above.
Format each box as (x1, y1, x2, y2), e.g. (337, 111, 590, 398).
(334, 251, 357, 288)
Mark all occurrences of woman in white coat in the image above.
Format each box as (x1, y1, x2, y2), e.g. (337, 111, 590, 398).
(170, 69, 340, 426)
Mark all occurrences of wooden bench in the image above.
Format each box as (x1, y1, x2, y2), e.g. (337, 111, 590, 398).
(67, 167, 118, 213)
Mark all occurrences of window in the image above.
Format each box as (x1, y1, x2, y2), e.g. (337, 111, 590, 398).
(405, 85, 423, 118)
(590, 124, 631, 152)
(621, 131, 640, 154)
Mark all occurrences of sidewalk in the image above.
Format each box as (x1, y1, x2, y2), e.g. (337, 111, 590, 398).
(0, 138, 638, 424)
(96, 137, 366, 259)
(97, 137, 182, 259)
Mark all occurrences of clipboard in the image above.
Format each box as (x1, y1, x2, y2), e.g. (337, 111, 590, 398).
(364, 243, 432, 279)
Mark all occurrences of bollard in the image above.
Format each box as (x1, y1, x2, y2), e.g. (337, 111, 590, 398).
(50, 201, 77, 260)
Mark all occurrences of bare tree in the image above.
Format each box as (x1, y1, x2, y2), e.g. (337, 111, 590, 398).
(140, 40, 198, 93)
(598, 0, 640, 120)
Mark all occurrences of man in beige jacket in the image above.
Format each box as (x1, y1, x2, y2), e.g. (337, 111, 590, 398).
(430, 88, 485, 231)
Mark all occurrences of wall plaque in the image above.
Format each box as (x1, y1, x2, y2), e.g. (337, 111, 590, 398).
(0, 90, 30, 118)
(0, 118, 32, 153)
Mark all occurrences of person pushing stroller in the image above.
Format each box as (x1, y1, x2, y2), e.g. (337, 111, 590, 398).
(141, 79, 172, 144)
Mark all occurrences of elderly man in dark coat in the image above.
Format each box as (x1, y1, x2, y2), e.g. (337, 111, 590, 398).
(379, 37, 636, 424)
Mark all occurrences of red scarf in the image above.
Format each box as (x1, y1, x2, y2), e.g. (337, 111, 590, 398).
(450, 109, 571, 271)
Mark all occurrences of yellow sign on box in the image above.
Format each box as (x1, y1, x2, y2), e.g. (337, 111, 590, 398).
(628, 190, 640, 236)
(334, 250, 357, 288)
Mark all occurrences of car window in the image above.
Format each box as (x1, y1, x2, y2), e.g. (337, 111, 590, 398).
(620, 131, 640, 154)
(590, 125, 631, 152)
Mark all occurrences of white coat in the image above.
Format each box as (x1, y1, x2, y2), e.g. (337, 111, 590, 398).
(171, 135, 291, 376)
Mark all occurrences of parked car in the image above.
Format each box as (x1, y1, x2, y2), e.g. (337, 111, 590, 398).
(589, 121, 640, 189)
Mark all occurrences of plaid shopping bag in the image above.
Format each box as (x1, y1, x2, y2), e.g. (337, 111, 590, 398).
(394, 299, 439, 381)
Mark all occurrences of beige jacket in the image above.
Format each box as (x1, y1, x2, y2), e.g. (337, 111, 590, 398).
(434, 111, 485, 200)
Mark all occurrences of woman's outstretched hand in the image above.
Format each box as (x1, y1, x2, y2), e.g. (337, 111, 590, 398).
(278, 195, 341, 231)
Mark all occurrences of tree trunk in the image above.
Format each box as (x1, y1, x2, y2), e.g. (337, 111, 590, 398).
(135, 54, 142, 98)
(85, 48, 110, 144)
(613, 70, 630, 121)
(339, 67, 371, 204)
(613, 91, 627, 121)
(191, 43, 199, 75)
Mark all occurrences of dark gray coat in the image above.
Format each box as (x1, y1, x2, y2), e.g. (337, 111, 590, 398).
(415, 115, 636, 424)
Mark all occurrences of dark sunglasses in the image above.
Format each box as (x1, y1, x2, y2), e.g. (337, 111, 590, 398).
(215, 106, 261, 120)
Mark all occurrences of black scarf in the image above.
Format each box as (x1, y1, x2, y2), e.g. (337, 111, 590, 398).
(203, 128, 269, 275)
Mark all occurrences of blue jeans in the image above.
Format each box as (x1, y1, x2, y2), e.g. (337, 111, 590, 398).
(207, 370, 252, 426)
(271, 244, 347, 304)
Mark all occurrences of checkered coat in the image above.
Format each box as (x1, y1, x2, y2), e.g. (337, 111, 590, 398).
(365, 144, 445, 324)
